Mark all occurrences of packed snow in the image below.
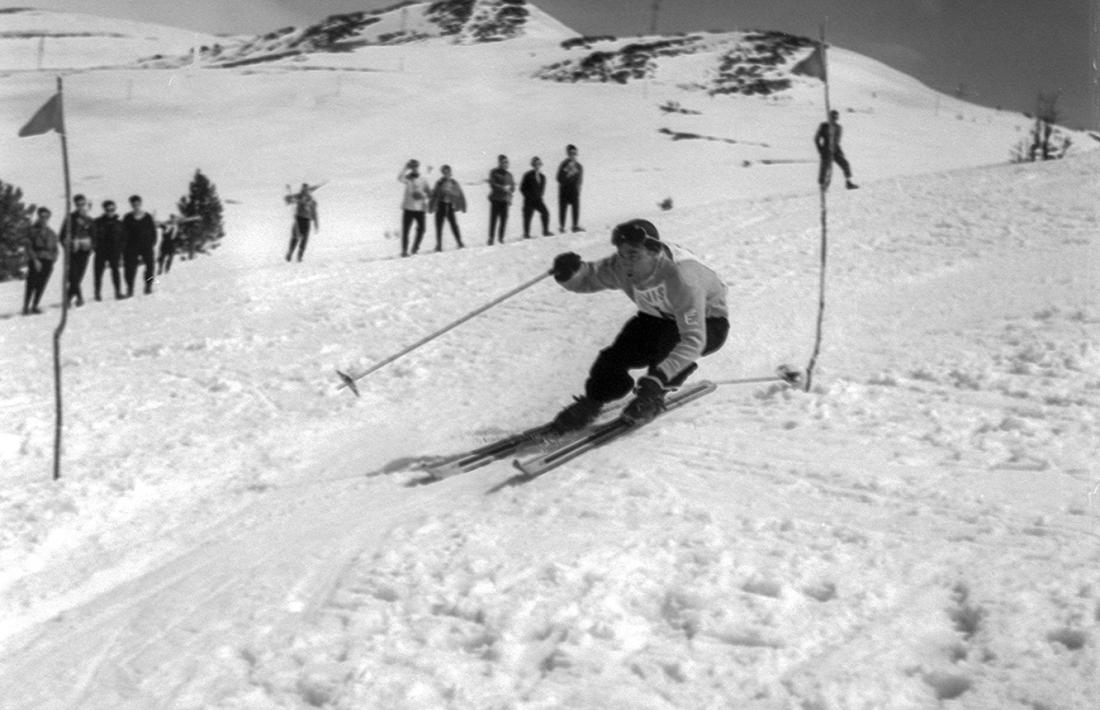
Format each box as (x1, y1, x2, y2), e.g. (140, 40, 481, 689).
(1, 3, 1097, 708)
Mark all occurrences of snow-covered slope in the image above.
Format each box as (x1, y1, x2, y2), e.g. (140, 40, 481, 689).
(0, 8, 218, 69)
(0, 4, 1097, 708)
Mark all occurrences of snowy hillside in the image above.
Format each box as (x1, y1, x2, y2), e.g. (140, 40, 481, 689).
(0, 8, 219, 69)
(1, 3, 1098, 708)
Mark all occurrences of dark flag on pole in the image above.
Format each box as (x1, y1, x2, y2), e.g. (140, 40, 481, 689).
(18, 92, 65, 137)
(791, 44, 827, 82)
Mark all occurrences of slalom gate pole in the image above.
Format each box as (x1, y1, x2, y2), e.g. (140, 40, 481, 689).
(336, 270, 553, 396)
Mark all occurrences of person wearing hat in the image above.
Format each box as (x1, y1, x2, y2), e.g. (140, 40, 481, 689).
(547, 219, 729, 431)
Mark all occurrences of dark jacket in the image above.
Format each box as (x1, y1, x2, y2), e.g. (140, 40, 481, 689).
(93, 214, 124, 257)
(429, 177, 467, 213)
(556, 158, 583, 191)
(122, 212, 157, 254)
(488, 167, 515, 204)
(815, 121, 843, 155)
(520, 169, 547, 203)
(60, 210, 94, 252)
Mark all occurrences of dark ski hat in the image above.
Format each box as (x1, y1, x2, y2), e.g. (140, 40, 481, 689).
(611, 219, 662, 251)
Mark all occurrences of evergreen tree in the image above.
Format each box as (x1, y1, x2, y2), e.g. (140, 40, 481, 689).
(0, 180, 36, 282)
(176, 169, 225, 258)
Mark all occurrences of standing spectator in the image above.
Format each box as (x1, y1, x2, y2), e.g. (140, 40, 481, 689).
(21, 207, 58, 315)
(60, 193, 94, 307)
(121, 194, 157, 296)
(428, 164, 466, 251)
(520, 156, 553, 238)
(285, 183, 319, 262)
(157, 215, 180, 274)
(92, 199, 124, 300)
(398, 160, 431, 257)
(556, 144, 584, 233)
(815, 110, 858, 189)
(487, 154, 515, 245)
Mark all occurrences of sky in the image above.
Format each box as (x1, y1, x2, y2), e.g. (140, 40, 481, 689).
(12, 0, 1100, 130)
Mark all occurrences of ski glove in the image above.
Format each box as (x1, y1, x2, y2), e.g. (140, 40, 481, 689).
(552, 252, 582, 282)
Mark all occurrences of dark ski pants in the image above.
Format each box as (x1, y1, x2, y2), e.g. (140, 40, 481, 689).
(124, 247, 155, 296)
(488, 201, 509, 244)
(93, 249, 121, 299)
(67, 248, 91, 305)
(433, 204, 463, 250)
(522, 198, 550, 237)
(158, 248, 175, 274)
(287, 217, 311, 261)
(818, 149, 852, 186)
(402, 209, 426, 255)
(585, 312, 730, 403)
(23, 259, 54, 312)
(558, 187, 580, 231)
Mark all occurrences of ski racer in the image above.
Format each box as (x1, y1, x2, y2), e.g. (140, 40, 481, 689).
(548, 218, 729, 432)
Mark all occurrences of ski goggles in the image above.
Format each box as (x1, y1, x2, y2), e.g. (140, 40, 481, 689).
(611, 222, 660, 249)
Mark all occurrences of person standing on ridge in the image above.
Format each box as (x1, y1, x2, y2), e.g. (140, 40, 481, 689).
(547, 219, 729, 433)
(398, 159, 431, 256)
(21, 206, 58, 315)
(121, 194, 157, 296)
(556, 143, 584, 233)
(428, 164, 466, 251)
(60, 193, 94, 307)
(487, 154, 515, 245)
(286, 183, 319, 262)
(815, 110, 857, 189)
(92, 199, 124, 301)
(520, 156, 553, 238)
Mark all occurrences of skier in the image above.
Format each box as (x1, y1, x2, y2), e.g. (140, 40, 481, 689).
(286, 183, 319, 262)
(548, 219, 729, 432)
(815, 110, 858, 189)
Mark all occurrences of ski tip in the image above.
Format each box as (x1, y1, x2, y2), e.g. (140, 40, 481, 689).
(335, 369, 361, 397)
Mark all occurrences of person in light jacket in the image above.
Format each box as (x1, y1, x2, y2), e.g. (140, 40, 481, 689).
(428, 164, 466, 251)
(22, 207, 59, 315)
(398, 159, 431, 256)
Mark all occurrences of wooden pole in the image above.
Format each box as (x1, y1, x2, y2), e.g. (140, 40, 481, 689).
(803, 24, 830, 392)
(52, 75, 72, 480)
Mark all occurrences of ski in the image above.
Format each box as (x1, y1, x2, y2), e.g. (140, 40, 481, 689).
(423, 422, 555, 480)
(508, 380, 717, 481)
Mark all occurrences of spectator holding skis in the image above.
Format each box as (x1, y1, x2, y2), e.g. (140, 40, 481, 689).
(21, 206, 58, 316)
(547, 219, 729, 433)
(59, 193, 94, 307)
(286, 183, 319, 262)
(121, 194, 157, 297)
(428, 164, 466, 251)
(556, 144, 584, 233)
(487, 154, 515, 245)
(398, 160, 431, 257)
(815, 110, 857, 189)
(92, 199, 124, 301)
(520, 156, 553, 238)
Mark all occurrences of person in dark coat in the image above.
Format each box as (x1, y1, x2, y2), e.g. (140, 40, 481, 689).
(157, 215, 181, 274)
(92, 199, 124, 300)
(520, 156, 553, 238)
(121, 194, 157, 296)
(487, 154, 515, 245)
(59, 193, 94, 307)
(22, 207, 59, 315)
(556, 144, 584, 233)
(428, 164, 466, 251)
(815, 110, 858, 189)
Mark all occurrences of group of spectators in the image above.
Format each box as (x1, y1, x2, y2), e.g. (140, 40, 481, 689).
(395, 143, 585, 258)
(19, 193, 188, 316)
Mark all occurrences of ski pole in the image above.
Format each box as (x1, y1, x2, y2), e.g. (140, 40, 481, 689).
(336, 270, 553, 396)
(711, 365, 802, 388)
